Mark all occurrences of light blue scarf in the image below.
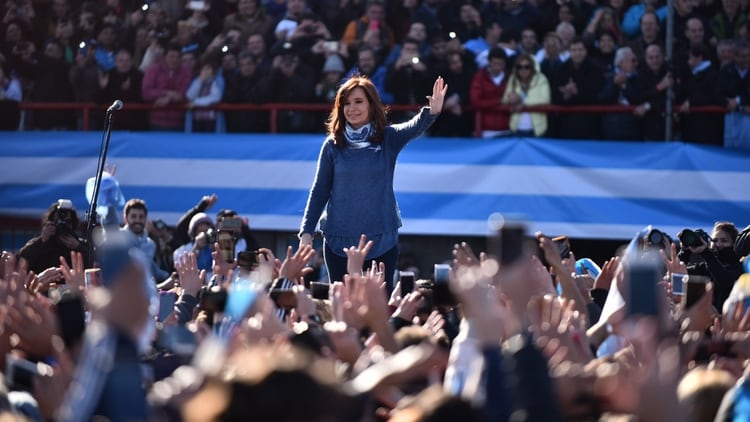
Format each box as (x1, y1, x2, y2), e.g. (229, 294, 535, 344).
(344, 122, 373, 149)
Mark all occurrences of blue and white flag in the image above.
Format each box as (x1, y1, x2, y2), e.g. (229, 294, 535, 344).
(1, 132, 749, 240)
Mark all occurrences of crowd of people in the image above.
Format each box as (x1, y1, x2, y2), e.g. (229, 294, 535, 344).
(1, 192, 750, 421)
(1, 0, 749, 144)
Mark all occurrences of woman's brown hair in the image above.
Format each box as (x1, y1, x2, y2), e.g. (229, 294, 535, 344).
(326, 75, 388, 147)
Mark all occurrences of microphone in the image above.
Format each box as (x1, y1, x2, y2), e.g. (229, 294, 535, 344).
(107, 100, 124, 112)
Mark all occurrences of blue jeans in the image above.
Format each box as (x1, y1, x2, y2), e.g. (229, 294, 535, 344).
(324, 242, 398, 291)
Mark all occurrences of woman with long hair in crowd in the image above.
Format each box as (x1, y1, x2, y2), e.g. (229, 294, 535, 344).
(502, 53, 550, 137)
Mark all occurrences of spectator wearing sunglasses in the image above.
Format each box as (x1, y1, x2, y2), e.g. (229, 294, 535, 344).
(502, 53, 550, 137)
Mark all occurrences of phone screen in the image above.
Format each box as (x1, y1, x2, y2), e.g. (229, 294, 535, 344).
(217, 231, 235, 263)
(84, 268, 101, 288)
(399, 271, 415, 295)
(5, 355, 42, 392)
(626, 261, 661, 317)
(552, 236, 571, 259)
(500, 220, 527, 266)
(310, 282, 329, 300)
(671, 273, 686, 296)
(158, 291, 178, 322)
(432, 264, 456, 307)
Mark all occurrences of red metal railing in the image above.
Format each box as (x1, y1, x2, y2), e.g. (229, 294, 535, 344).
(15, 102, 728, 136)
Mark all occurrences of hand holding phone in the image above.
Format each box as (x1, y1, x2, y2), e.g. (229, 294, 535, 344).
(399, 271, 415, 295)
(310, 282, 330, 300)
(432, 264, 457, 307)
(671, 273, 686, 296)
(625, 259, 661, 317)
(552, 236, 571, 259)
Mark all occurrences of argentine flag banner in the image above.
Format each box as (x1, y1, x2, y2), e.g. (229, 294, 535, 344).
(1, 132, 748, 240)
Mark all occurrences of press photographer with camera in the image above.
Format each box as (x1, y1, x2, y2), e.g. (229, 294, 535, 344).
(678, 222, 744, 309)
(17, 200, 90, 275)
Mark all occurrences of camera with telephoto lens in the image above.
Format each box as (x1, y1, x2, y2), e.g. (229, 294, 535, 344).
(54, 199, 75, 237)
(644, 228, 670, 250)
(678, 228, 710, 248)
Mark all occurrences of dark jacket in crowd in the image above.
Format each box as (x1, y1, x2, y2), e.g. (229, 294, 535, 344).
(551, 58, 603, 139)
(18, 234, 90, 275)
(482, 333, 564, 422)
(96, 67, 147, 130)
(385, 60, 434, 121)
(257, 61, 318, 133)
(598, 71, 643, 140)
(222, 70, 268, 133)
(29, 55, 75, 129)
(430, 63, 475, 137)
(676, 64, 724, 146)
(680, 247, 744, 310)
(716, 63, 750, 106)
(628, 64, 670, 140)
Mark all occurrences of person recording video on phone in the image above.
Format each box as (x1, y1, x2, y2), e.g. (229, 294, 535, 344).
(298, 75, 447, 289)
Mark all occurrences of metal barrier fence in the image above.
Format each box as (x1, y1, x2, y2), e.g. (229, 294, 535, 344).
(12, 102, 728, 137)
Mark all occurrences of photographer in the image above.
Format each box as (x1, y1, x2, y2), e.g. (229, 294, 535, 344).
(17, 200, 90, 275)
(679, 222, 744, 309)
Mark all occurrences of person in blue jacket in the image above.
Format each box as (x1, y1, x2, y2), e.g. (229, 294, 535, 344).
(299, 75, 447, 288)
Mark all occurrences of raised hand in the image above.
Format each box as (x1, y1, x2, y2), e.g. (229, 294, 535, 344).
(59, 251, 86, 292)
(175, 252, 205, 297)
(391, 291, 422, 322)
(427, 76, 448, 114)
(279, 244, 315, 280)
(344, 234, 373, 277)
(527, 295, 592, 365)
(5, 292, 59, 356)
(660, 243, 687, 276)
(211, 242, 236, 282)
(594, 256, 620, 291)
(452, 242, 481, 268)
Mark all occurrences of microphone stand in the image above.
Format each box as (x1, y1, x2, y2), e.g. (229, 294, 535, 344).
(85, 106, 117, 257)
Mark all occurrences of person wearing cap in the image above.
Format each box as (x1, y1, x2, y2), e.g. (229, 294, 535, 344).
(299, 75, 447, 289)
(315, 54, 346, 103)
(173, 212, 215, 274)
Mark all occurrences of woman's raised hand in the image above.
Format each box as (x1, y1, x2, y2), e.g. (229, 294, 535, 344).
(427, 76, 448, 115)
